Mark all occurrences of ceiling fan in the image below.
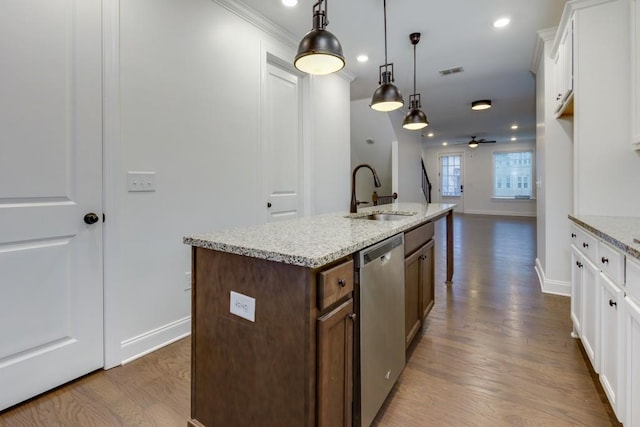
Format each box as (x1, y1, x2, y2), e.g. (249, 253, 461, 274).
(464, 136, 496, 148)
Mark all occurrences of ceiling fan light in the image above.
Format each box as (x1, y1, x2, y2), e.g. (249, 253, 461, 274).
(469, 141, 479, 148)
(371, 82, 404, 112)
(402, 108, 429, 130)
(471, 100, 492, 110)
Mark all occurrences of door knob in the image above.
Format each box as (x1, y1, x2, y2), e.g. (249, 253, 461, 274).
(84, 213, 100, 225)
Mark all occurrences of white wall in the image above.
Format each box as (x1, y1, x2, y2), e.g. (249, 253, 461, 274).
(422, 142, 537, 216)
(350, 99, 394, 206)
(573, 0, 640, 216)
(534, 29, 573, 296)
(389, 110, 426, 203)
(112, 0, 351, 364)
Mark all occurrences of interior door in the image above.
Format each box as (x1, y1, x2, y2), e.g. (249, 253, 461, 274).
(0, 0, 104, 410)
(438, 153, 464, 212)
(263, 62, 301, 222)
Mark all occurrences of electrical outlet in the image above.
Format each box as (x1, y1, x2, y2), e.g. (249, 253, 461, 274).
(230, 291, 255, 322)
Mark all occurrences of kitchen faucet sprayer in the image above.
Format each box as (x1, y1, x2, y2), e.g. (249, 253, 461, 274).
(350, 164, 382, 213)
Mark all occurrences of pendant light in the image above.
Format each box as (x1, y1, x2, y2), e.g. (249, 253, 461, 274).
(294, 0, 345, 75)
(370, 0, 404, 112)
(402, 33, 429, 130)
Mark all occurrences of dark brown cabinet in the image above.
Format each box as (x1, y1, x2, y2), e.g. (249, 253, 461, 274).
(317, 298, 354, 427)
(189, 247, 354, 427)
(404, 222, 435, 349)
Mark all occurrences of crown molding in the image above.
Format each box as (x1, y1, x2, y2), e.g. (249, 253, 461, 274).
(212, 0, 297, 48)
(552, 0, 618, 55)
(530, 27, 558, 74)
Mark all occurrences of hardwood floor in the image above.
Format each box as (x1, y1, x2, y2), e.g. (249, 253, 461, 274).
(374, 214, 620, 427)
(0, 214, 620, 426)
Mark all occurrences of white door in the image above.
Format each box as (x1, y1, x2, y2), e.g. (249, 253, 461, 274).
(263, 63, 301, 222)
(438, 153, 464, 212)
(0, 0, 103, 410)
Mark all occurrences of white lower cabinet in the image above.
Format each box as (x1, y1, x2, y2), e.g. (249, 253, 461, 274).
(626, 259, 640, 426)
(599, 272, 624, 418)
(571, 246, 583, 337)
(572, 242, 600, 371)
(625, 297, 640, 426)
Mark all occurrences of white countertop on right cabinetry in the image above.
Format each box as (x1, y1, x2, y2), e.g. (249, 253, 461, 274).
(569, 215, 640, 261)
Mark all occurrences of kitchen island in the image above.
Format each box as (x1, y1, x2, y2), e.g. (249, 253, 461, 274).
(183, 202, 454, 427)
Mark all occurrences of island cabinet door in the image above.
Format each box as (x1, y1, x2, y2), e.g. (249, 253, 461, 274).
(317, 298, 354, 427)
(405, 248, 423, 348)
(420, 240, 435, 320)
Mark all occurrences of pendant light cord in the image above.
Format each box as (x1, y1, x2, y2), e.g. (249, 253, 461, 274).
(413, 43, 416, 97)
(383, 0, 388, 71)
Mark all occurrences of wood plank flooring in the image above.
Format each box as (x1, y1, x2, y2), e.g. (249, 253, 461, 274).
(0, 214, 620, 426)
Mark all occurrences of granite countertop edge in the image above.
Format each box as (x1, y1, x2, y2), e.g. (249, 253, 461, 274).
(569, 214, 640, 261)
(184, 203, 455, 268)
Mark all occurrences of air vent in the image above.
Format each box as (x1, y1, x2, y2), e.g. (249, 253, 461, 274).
(439, 66, 464, 76)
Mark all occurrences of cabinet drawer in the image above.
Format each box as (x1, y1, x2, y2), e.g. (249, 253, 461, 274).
(317, 259, 354, 311)
(598, 241, 625, 284)
(572, 226, 598, 264)
(628, 258, 640, 304)
(404, 222, 434, 256)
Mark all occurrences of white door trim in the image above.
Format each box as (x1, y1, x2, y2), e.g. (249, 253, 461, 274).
(102, 0, 122, 369)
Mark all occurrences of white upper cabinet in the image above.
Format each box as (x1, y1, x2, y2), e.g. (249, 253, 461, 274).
(632, 0, 640, 149)
(554, 18, 574, 117)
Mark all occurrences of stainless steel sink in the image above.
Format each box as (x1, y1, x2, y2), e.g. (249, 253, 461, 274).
(357, 213, 412, 221)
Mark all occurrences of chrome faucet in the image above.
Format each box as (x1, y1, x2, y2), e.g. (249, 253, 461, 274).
(350, 164, 382, 213)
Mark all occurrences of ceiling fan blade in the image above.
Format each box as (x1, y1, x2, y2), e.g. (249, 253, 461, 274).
(478, 140, 496, 143)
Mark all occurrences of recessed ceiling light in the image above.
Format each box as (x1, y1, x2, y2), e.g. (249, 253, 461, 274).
(427, 132, 434, 137)
(511, 137, 517, 141)
(442, 142, 448, 146)
(511, 124, 519, 130)
(471, 100, 492, 111)
(356, 54, 369, 63)
(282, 0, 297, 6)
(493, 17, 510, 28)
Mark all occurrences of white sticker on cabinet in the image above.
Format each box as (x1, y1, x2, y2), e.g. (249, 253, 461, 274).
(230, 291, 256, 322)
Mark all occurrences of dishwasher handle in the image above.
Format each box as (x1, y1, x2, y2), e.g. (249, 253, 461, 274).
(359, 234, 404, 267)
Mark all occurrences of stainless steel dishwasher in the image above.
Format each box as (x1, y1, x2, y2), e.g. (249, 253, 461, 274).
(355, 233, 406, 427)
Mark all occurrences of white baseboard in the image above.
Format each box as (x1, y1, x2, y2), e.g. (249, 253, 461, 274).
(120, 316, 191, 365)
(535, 258, 571, 296)
(463, 209, 536, 217)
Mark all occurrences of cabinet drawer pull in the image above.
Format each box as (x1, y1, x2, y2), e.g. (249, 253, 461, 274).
(348, 313, 357, 321)
(576, 260, 583, 268)
(571, 233, 576, 238)
(609, 299, 617, 308)
(582, 242, 589, 248)
(601, 257, 609, 264)
(337, 278, 346, 287)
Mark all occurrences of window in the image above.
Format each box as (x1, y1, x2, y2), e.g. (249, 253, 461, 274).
(493, 151, 534, 198)
(440, 154, 461, 197)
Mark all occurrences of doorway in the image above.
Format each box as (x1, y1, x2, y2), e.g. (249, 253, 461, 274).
(438, 153, 464, 212)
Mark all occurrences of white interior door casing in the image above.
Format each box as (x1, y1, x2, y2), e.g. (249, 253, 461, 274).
(263, 62, 301, 222)
(0, 0, 104, 410)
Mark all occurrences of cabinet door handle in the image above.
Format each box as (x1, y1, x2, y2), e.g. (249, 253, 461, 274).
(571, 233, 576, 238)
(582, 242, 589, 248)
(609, 299, 617, 308)
(576, 261, 583, 268)
(348, 313, 357, 321)
(337, 278, 346, 287)
(601, 257, 609, 264)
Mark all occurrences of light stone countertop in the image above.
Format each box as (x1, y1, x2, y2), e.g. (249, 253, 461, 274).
(184, 202, 455, 268)
(569, 214, 640, 261)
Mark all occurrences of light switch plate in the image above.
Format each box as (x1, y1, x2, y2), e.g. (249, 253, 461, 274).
(127, 171, 156, 192)
(230, 291, 255, 322)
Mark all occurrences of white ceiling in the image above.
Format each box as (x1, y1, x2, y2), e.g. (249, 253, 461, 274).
(238, 0, 566, 147)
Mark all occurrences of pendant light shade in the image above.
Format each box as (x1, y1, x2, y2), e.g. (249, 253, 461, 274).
(371, 66, 404, 112)
(402, 33, 429, 130)
(294, 0, 345, 75)
(370, 0, 403, 112)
